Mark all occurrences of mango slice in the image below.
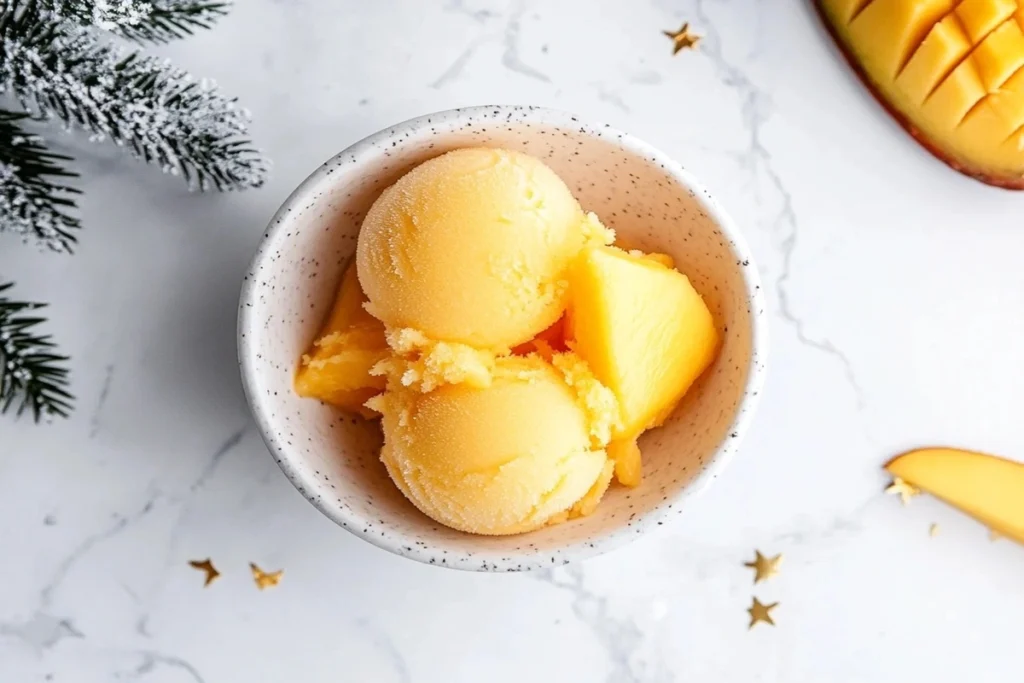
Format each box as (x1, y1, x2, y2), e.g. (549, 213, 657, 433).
(295, 261, 389, 416)
(567, 245, 718, 442)
(818, 0, 1024, 187)
(886, 447, 1024, 544)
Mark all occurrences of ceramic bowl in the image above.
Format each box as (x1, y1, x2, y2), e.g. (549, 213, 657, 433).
(238, 105, 767, 571)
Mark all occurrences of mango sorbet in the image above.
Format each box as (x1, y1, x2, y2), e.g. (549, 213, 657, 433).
(356, 147, 613, 350)
(296, 147, 719, 536)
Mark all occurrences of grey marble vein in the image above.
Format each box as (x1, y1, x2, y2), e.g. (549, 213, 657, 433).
(444, 0, 499, 23)
(0, 615, 82, 653)
(626, 69, 663, 86)
(188, 422, 251, 494)
(2, 423, 250, 656)
(355, 617, 412, 683)
(501, 0, 550, 83)
(536, 565, 671, 683)
(39, 497, 160, 609)
(89, 363, 115, 439)
(431, 38, 489, 89)
(595, 86, 631, 113)
(130, 651, 206, 683)
(690, 0, 866, 410)
(0, 496, 160, 652)
(771, 497, 877, 546)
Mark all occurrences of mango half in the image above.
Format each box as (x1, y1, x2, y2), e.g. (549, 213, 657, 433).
(818, 0, 1024, 188)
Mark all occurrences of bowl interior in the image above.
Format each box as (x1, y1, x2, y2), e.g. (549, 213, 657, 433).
(240, 107, 763, 571)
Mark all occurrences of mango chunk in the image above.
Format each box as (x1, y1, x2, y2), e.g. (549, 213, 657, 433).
(608, 438, 642, 487)
(954, 0, 1017, 44)
(830, 0, 874, 23)
(921, 56, 987, 129)
(295, 261, 389, 415)
(568, 245, 718, 440)
(971, 17, 1024, 91)
(818, 0, 1024, 187)
(886, 447, 1024, 544)
(896, 16, 971, 104)
(847, 0, 954, 78)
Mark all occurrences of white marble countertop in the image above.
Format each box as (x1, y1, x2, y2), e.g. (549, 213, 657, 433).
(3, 1, 1024, 681)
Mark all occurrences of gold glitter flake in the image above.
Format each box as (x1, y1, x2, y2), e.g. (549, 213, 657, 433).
(747, 597, 778, 629)
(885, 477, 921, 506)
(929, 523, 940, 537)
(188, 558, 220, 587)
(663, 22, 702, 55)
(743, 550, 782, 584)
(250, 563, 283, 590)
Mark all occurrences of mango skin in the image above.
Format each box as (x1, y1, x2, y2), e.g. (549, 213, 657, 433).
(816, 0, 1024, 189)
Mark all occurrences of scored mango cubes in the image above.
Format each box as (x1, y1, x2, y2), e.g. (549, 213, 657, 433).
(819, 0, 1024, 187)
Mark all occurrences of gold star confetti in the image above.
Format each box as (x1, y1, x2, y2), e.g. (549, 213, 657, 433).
(929, 523, 940, 537)
(188, 558, 220, 587)
(989, 528, 1004, 541)
(885, 477, 921, 506)
(743, 550, 782, 584)
(663, 22, 702, 55)
(747, 597, 778, 629)
(250, 562, 283, 590)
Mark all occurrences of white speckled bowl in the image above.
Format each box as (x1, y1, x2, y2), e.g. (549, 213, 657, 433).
(238, 105, 767, 571)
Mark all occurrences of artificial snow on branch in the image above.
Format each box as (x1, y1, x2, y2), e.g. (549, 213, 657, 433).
(0, 281, 73, 421)
(0, 109, 80, 252)
(0, 0, 266, 422)
(0, 0, 268, 191)
(41, 0, 230, 44)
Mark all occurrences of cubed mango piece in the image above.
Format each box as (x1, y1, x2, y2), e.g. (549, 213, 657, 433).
(295, 261, 389, 415)
(848, 0, 954, 78)
(568, 245, 718, 440)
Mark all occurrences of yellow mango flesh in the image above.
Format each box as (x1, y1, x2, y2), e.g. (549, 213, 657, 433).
(568, 245, 718, 441)
(295, 262, 389, 416)
(607, 438, 642, 487)
(886, 447, 1024, 544)
(820, 0, 1024, 183)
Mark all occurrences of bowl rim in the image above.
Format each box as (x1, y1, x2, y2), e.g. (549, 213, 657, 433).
(237, 104, 768, 572)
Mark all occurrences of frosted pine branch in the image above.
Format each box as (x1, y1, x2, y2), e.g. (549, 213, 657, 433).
(0, 3, 268, 191)
(0, 281, 73, 421)
(40, 0, 230, 43)
(0, 109, 80, 251)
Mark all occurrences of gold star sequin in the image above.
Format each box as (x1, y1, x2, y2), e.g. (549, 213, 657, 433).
(663, 22, 702, 55)
(885, 477, 920, 506)
(929, 523, 940, 537)
(250, 563, 283, 590)
(747, 597, 778, 629)
(743, 550, 782, 584)
(188, 558, 220, 587)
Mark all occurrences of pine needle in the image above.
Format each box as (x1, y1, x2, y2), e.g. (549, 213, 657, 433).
(0, 281, 73, 421)
(0, 1, 268, 191)
(0, 108, 80, 251)
(41, 0, 231, 44)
